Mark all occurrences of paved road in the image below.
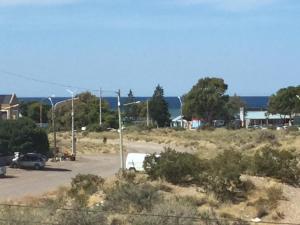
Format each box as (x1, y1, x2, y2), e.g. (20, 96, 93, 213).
(0, 141, 171, 202)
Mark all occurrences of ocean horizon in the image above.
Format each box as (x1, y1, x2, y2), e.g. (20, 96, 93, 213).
(19, 96, 269, 119)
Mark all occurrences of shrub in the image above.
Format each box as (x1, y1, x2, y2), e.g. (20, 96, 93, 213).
(56, 209, 107, 225)
(131, 197, 199, 225)
(200, 210, 250, 225)
(251, 147, 300, 185)
(0, 118, 50, 156)
(203, 150, 246, 202)
(103, 181, 160, 212)
(68, 174, 104, 206)
(144, 148, 206, 184)
(256, 130, 277, 144)
(286, 126, 300, 132)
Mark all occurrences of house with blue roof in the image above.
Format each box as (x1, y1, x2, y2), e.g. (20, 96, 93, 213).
(240, 96, 292, 127)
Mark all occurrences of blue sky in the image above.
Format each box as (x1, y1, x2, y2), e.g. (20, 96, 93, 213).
(0, 0, 299, 97)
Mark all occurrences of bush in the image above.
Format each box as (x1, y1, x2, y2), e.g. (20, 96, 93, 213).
(68, 174, 104, 206)
(0, 118, 50, 156)
(256, 130, 277, 144)
(286, 126, 300, 132)
(56, 208, 107, 225)
(144, 148, 206, 184)
(200, 210, 250, 225)
(251, 147, 300, 185)
(203, 150, 247, 202)
(103, 181, 160, 212)
(131, 197, 199, 225)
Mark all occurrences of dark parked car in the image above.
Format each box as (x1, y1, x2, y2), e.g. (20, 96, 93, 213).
(11, 154, 46, 170)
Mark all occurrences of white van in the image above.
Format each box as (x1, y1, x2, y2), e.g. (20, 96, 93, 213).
(0, 158, 6, 177)
(126, 153, 149, 172)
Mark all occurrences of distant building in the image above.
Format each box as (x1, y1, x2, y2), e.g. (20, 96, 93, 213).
(171, 115, 188, 129)
(240, 96, 292, 127)
(0, 93, 19, 120)
(244, 111, 290, 127)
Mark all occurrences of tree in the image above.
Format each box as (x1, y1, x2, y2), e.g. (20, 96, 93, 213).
(183, 77, 229, 124)
(124, 89, 139, 122)
(149, 85, 170, 127)
(19, 101, 51, 123)
(54, 92, 118, 131)
(223, 94, 246, 121)
(0, 118, 50, 156)
(268, 86, 300, 119)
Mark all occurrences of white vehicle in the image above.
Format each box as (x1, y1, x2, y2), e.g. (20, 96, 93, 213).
(126, 153, 149, 172)
(0, 159, 6, 177)
(0, 166, 6, 177)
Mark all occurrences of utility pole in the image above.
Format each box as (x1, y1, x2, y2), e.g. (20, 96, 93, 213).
(48, 97, 56, 150)
(178, 96, 183, 128)
(71, 93, 75, 159)
(99, 88, 102, 126)
(117, 89, 124, 170)
(67, 89, 76, 160)
(146, 100, 149, 127)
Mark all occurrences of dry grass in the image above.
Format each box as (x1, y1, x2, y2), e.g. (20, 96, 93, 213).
(49, 129, 300, 158)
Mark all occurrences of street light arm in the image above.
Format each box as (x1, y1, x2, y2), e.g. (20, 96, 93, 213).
(123, 101, 141, 106)
(2, 104, 19, 110)
(54, 98, 79, 109)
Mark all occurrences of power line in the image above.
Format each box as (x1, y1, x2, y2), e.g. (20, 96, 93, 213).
(0, 203, 299, 225)
(0, 68, 116, 94)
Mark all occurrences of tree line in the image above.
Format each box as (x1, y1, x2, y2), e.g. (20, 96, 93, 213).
(17, 77, 300, 130)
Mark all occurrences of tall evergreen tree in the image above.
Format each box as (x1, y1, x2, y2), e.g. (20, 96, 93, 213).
(124, 89, 139, 121)
(149, 85, 170, 127)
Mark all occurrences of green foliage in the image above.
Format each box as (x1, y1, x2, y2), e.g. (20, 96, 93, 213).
(68, 174, 104, 206)
(149, 85, 171, 127)
(103, 181, 161, 212)
(124, 89, 140, 122)
(0, 118, 49, 156)
(19, 101, 51, 123)
(144, 148, 206, 184)
(54, 92, 118, 131)
(204, 150, 247, 202)
(251, 147, 300, 185)
(268, 86, 300, 117)
(183, 77, 229, 124)
(224, 94, 246, 121)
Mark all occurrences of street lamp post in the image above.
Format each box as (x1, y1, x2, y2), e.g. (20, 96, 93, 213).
(146, 100, 150, 127)
(117, 89, 124, 170)
(178, 96, 183, 128)
(99, 88, 102, 127)
(117, 91, 142, 171)
(48, 97, 56, 150)
(67, 89, 76, 160)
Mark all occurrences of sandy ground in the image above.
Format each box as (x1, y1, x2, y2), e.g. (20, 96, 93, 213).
(279, 184, 300, 223)
(1, 139, 300, 223)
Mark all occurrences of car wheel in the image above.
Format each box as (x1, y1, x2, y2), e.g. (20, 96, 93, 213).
(34, 164, 41, 170)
